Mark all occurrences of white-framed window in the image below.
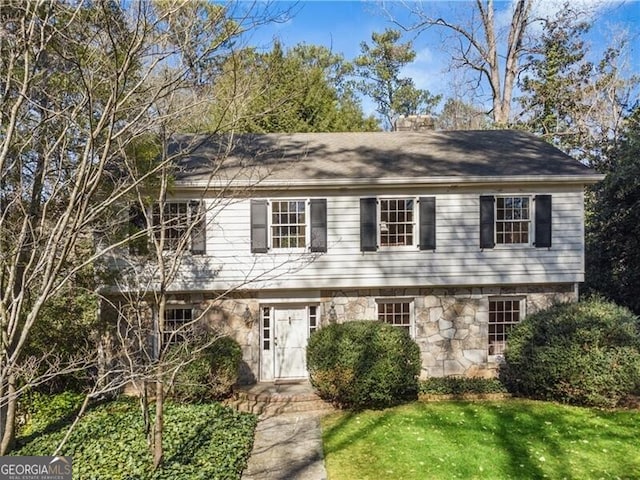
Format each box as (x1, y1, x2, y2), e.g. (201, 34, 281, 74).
(163, 307, 193, 345)
(152, 200, 205, 253)
(261, 307, 271, 350)
(379, 198, 415, 247)
(309, 305, 318, 336)
(271, 199, 307, 249)
(377, 299, 413, 336)
(496, 196, 531, 245)
(488, 297, 524, 356)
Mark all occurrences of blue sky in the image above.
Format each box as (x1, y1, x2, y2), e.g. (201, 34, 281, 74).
(241, 1, 640, 116)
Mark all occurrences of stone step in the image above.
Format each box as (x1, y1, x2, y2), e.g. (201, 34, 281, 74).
(226, 398, 333, 416)
(224, 383, 334, 415)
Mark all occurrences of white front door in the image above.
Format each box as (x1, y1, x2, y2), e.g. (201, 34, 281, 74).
(271, 307, 308, 380)
(274, 307, 308, 379)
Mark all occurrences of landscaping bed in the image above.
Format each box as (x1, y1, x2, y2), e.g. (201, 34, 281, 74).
(13, 394, 257, 480)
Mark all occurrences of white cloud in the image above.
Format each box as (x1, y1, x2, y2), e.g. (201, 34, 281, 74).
(400, 46, 447, 93)
(495, 0, 626, 35)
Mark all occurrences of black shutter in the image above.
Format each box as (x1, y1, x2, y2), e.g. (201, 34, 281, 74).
(360, 198, 377, 252)
(250, 200, 269, 253)
(310, 199, 327, 253)
(419, 197, 436, 250)
(190, 201, 206, 255)
(534, 195, 552, 248)
(480, 195, 495, 249)
(129, 205, 148, 255)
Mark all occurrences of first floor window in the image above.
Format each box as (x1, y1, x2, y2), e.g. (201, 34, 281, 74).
(309, 306, 318, 335)
(261, 307, 271, 350)
(164, 307, 192, 345)
(377, 300, 412, 335)
(271, 200, 306, 249)
(488, 298, 523, 356)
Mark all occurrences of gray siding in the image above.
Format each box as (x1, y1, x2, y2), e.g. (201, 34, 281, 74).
(171, 186, 586, 291)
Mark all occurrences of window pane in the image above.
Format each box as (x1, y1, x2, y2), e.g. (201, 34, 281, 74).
(154, 202, 190, 251)
(380, 198, 414, 247)
(496, 196, 531, 245)
(271, 200, 306, 249)
(378, 302, 411, 334)
(488, 299, 522, 356)
(164, 308, 192, 345)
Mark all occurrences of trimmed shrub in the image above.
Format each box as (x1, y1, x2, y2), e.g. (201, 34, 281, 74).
(307, 321, 421, 409)
(500, 298, 640, 407)
(419, 377, 507, 395)
(170, 336, 242, 403)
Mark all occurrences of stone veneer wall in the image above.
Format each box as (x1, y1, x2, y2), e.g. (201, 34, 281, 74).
(158, 283, 576, 383)
(106, 293, 262, 385)
(318, 284, 577, 378)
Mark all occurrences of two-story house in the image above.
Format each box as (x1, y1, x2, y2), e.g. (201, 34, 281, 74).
(111, 130, 603, 383)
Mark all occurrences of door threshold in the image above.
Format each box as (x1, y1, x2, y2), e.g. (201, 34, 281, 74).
(274, 378, 309, 385)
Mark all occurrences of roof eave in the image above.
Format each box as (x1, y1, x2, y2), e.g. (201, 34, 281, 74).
(174, 174, 605, 191)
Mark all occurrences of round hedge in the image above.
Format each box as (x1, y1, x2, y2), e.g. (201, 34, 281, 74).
(170, 336, 241, 403)
(307, 320, 421, 409)
(500, 298, 640, 407)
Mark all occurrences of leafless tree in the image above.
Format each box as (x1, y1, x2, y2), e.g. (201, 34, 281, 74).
(0, 0, 291, 456)
(386, 0, 533, 125)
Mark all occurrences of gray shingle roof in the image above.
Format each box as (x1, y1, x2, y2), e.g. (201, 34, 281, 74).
(171, 130, 601, 186)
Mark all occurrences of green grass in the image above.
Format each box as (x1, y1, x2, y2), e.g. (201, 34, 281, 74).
(13, 396, 257, 480)
(322, 400, 640, 480)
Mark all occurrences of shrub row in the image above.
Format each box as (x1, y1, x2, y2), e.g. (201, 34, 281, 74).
(419, 377, 507, 395)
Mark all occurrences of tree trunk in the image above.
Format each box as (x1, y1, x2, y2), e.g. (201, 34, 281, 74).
(0, 374, 17, 455)
(153, 371, 164, 469)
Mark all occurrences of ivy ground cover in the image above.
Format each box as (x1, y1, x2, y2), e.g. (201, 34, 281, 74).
(13, 396, 257, 480)
(322, 400, 640, 480)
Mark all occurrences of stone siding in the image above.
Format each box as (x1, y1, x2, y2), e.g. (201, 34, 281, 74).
(319, 284, 576, 378)
(113, 284, 576, 384)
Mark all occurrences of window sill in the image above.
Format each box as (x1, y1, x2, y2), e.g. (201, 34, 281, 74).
(268, 248, 312, 255)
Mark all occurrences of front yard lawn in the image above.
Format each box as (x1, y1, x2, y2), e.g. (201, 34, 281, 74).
(13, 395, 257, 480)
(322, 400, 640, 480)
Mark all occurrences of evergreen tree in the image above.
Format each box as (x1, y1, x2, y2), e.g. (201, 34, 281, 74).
(585, 107, 640, 314)
(517, 5, 633, 164)
(204, 42, 379, 133)
(354, 29, 440, 130)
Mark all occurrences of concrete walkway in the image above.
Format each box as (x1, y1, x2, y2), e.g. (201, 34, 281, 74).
(242, 410, 328, 480)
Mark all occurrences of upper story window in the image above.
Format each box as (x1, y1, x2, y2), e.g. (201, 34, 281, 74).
(380, 198, 414, 247)
(271, 200, 306, 249)
(251, 199, 327, 253)
(154, 202, 189, 250)
(361, 197, 435, 252)
(480, 194, 552, 249)
(496, 196, 530, 244)
(377, 299, 413, 336)
(151, 201, 206, 254)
